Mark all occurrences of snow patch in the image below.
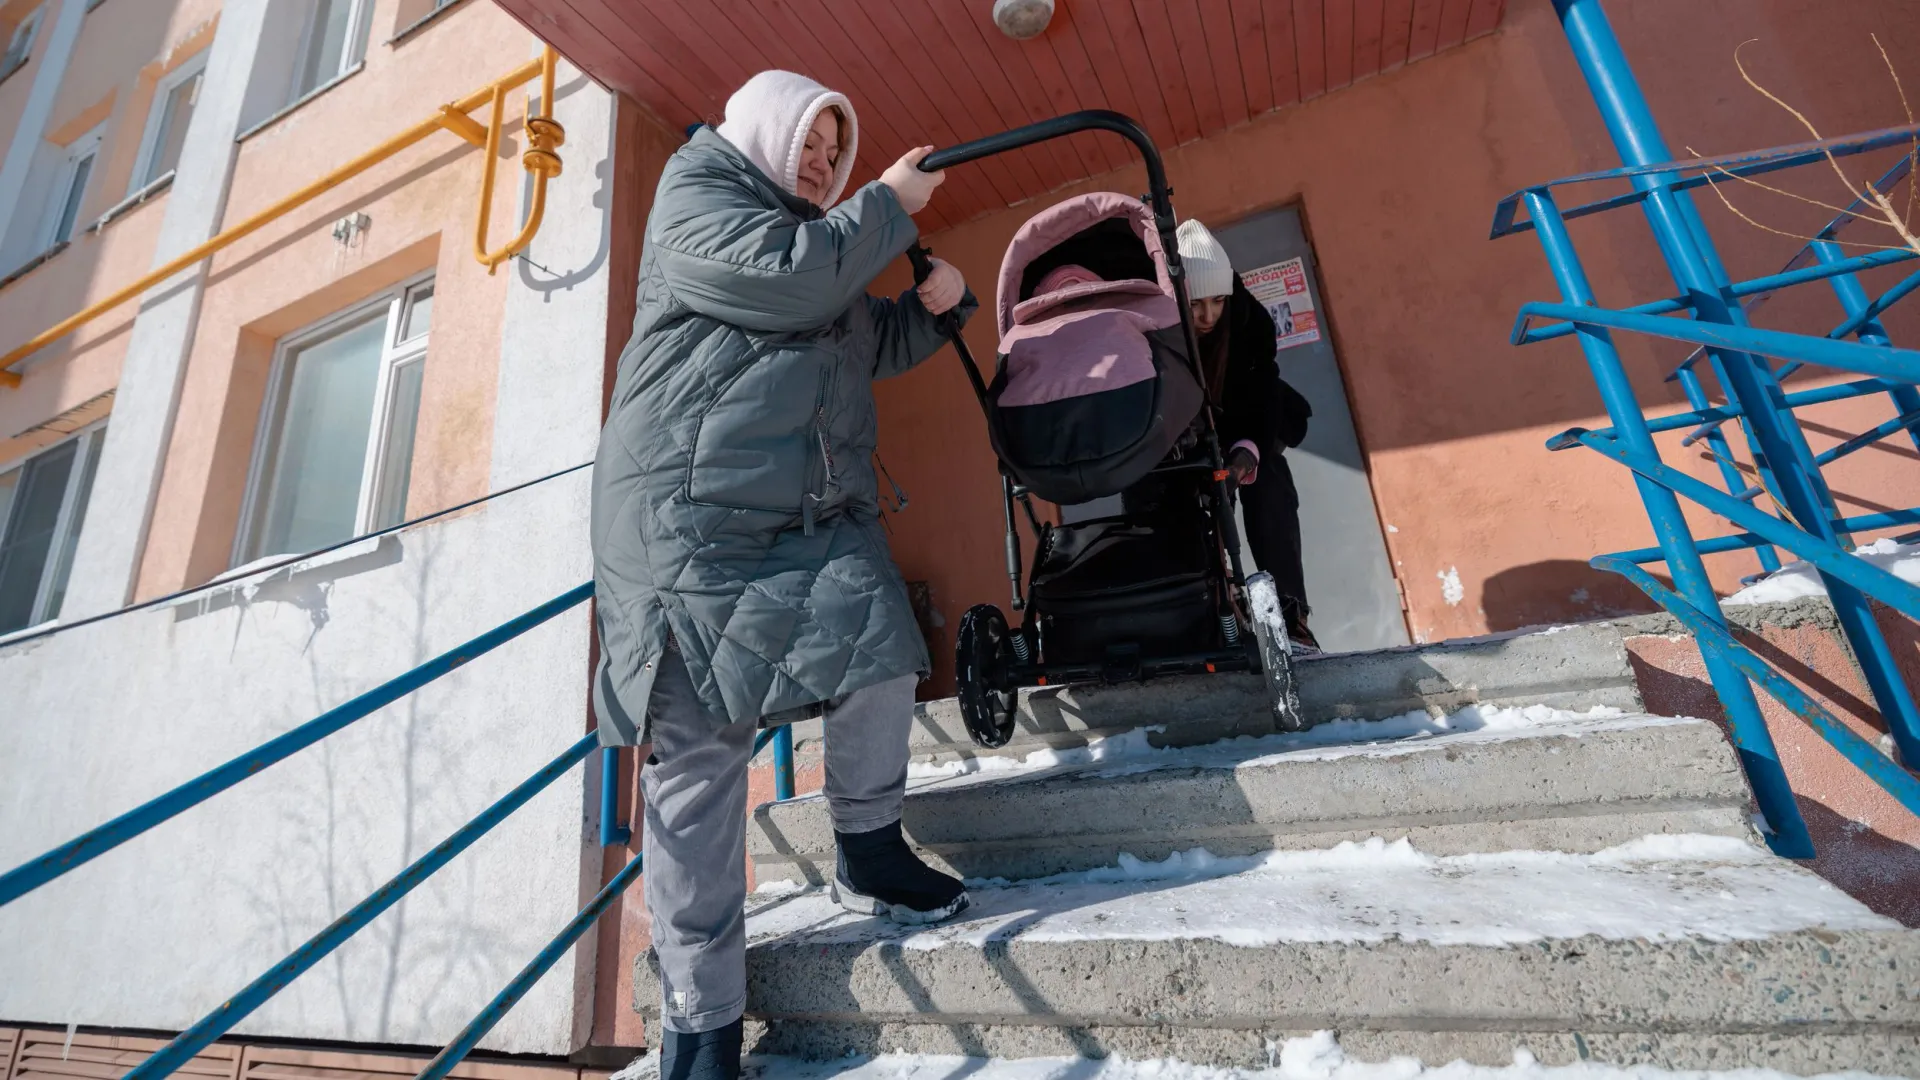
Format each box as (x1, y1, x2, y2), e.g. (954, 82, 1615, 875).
(745, 833, 1891, 953)
(909, 703, 1639, 784)
(1438, 567, 1465, 606)
(752, 878, 806, 897)
(909, 726, 1163, 780)
(1724, 537, 1920, 605)
(694, 1032, 1902, 1080)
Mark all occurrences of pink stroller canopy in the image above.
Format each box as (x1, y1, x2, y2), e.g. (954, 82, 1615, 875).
(994, 192, 1182, 408)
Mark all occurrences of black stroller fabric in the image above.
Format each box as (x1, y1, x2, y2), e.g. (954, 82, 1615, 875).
(1028, 487, 1217, 666)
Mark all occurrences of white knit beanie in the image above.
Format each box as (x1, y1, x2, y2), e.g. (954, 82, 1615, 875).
(1176, 219, 1234, 300)
(715, 70, 859, 208)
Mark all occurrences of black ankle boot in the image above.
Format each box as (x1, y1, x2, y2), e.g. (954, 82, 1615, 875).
(659, 1018, 742, 1080)
(833, 819, 970, 925)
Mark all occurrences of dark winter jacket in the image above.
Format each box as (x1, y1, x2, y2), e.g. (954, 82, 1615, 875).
(589, 127, 977, 743)
(1205, 277, 1311, 500)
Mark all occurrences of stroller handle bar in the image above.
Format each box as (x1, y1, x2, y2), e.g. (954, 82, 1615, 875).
(919, 111, 1173, 217)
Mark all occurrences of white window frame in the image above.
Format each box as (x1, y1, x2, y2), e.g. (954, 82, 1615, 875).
(0, 421, 108, 631)
(234, 273, 434, 565)
(39, 124, 103, 252)
(2, 5, 43, 72)
(289, 0, 374, 105)
(128, 49, 207, 195)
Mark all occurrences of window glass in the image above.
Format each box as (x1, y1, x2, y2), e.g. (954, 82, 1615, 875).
(372, 360, 424, 529)
(51, 151, 94, 245)
(3, 7, 42, 70)
(143, 68, 201, 186)
(400, 283, 433, 342)
(42, 427, 102, 620)
(0, 469, 16, 540)
(252, 314, 385, 558)
(295, 0, 370, 99)
(0, 440, 77, 634)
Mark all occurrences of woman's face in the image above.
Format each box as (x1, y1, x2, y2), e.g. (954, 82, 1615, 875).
(1190, 296, 1226, 335)
(795, 110, 841, 206)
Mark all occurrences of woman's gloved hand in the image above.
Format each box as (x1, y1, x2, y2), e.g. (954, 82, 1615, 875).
(918, 257, 967, 315)
(882, 147, 946, 215)
(1226, 446, 1258, 486)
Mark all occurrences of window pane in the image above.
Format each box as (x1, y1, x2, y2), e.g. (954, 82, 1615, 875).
(400, 283, 432, 342)
(296, 0, 352, 97)
(0, 470, 16, 542)
(0, 440, 77, 634)
(145, 71, 200, 185)
(43, 428, 103, 620)
(372, 360, 424, 530)
(52, 152, 93, 245)
(252, 315, 385, 558)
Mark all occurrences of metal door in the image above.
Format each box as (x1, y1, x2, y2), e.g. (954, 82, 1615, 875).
(1213, 206, 1407, 651)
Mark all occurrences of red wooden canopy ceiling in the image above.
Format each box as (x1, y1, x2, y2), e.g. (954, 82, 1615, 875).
(493, 0, 1505, 229)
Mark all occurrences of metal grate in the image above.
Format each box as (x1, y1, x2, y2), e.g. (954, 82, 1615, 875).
(9, 1031, 239, 1080)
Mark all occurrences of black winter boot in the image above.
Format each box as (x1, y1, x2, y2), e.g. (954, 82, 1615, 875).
(658, 1018, 742, 1080)
(833, 819, 970, 924)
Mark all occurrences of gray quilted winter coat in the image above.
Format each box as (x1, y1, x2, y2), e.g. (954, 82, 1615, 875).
(591, 127, 976, 743)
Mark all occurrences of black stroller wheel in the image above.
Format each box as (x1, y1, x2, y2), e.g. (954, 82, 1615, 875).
(956, 604, 1019, 748)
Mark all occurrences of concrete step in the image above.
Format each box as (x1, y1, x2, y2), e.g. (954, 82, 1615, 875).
(640, 839, 1918, 1075)
(777, 621, 1642, 768)
(749, 712, 1757, 887)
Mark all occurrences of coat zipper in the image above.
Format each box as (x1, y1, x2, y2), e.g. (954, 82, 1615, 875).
(802, 368, 837, 535)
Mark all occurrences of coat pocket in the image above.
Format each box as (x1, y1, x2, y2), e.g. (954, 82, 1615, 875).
(686, 343, 829, 512)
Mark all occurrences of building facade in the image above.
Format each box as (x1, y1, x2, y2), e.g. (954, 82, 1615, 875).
(1, 0, 1917, 1066)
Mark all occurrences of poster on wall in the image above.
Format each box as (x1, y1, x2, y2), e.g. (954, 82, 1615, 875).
(1242, 257, 1321, 350)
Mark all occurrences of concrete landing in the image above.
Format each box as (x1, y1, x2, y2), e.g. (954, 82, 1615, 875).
(749, 712, 1756, 886)
(639, 838, 1917, 1075)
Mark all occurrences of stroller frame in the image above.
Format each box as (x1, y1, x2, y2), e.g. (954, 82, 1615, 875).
(910, 112, 1302, 748)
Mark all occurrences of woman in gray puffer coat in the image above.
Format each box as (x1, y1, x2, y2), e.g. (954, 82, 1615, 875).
(590, 70, 977, 1080)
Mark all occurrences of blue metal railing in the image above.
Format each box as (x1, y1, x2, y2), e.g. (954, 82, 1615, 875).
(1498, 0, 1920, 856)
(1, 562, 808, 1080)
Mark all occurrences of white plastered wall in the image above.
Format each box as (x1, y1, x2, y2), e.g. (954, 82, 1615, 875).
(0, 51, 620, 1064)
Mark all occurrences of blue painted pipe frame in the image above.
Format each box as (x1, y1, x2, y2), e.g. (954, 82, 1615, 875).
(599, 745, 631, 847)
(415, 849, 646, 1080)
(0, 582, 595, 908)
(123, 733, 600, 1080)
(1594, 556, 1920, 820)
(1558, 429, 1920, 619)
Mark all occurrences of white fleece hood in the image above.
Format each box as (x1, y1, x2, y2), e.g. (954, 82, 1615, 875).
(715, 70, 858, 209)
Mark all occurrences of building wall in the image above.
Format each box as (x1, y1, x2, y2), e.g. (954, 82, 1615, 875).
(0, 0, 682, 1057)
(0, 471, 597, 1053)
(0, 1, 216, 457)
(133, 0, 539, 597)
(873, 0, 1920, 692)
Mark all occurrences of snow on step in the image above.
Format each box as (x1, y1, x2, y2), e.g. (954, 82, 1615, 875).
(745, 836, 1892, 950)
(636, 838, 1919, 1074)
(749, 706, 1757, 885)
(693, 1035, 1914, 1080)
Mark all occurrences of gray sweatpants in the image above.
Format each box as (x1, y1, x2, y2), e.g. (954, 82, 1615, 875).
(642, 649, 915, 1034)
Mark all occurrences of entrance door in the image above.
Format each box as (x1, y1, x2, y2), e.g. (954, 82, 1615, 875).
(1213, 206, 1407, 652)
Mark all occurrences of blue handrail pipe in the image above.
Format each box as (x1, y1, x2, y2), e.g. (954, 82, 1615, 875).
(1496, 0, 1920, 854)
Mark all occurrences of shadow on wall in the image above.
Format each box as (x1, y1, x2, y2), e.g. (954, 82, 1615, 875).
(1626, 628, 1919, 928)
(1479, 559, 1663, 633)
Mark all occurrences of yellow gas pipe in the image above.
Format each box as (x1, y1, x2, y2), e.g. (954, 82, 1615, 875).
(0, 46, 563, 389)
(475, 46, 564, 273)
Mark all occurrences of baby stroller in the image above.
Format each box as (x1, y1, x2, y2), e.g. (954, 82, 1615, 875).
(909, 112, 1302, 749)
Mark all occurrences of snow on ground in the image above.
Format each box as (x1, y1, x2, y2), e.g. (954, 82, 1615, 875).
(613, 1033, 1901, 1080)
(742, 834, 1893, 952)
(906, 703, 1643, 784)
(1724, 537, 1920, 606)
